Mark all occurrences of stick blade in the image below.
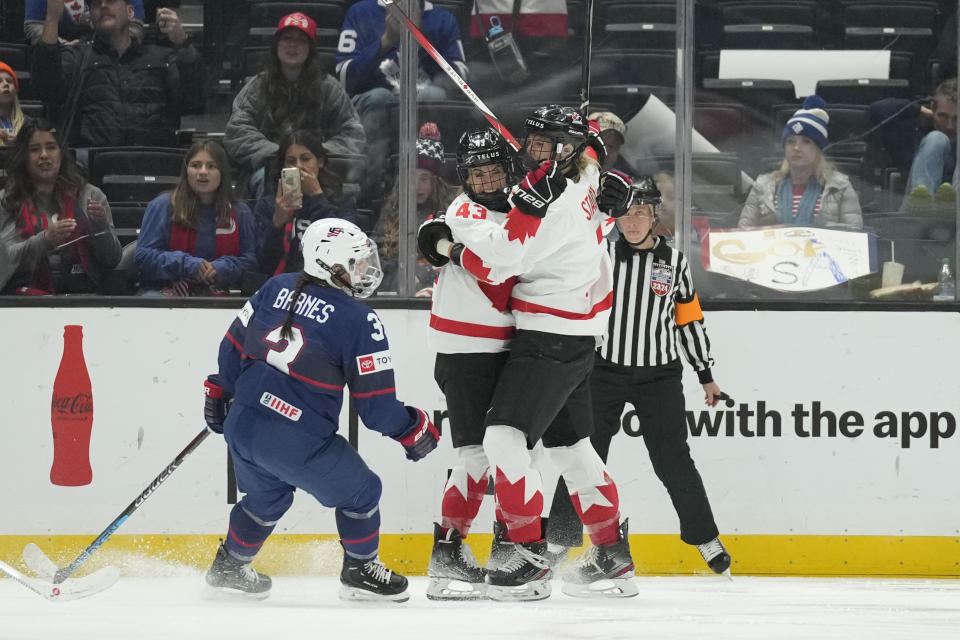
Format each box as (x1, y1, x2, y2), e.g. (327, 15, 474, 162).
(2, 553, 120, 602)
(22, 543, 59, 581)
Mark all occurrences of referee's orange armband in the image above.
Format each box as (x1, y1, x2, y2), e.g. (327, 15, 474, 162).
(675, 293, 704, 326)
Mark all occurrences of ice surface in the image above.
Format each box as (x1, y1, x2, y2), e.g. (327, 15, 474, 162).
(3, 574, 959, 640)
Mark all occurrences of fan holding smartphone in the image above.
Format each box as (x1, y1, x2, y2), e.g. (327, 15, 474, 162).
(255, 130, 358, 276)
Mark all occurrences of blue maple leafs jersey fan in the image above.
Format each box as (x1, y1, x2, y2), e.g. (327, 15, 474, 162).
(217, 272, 412, 439)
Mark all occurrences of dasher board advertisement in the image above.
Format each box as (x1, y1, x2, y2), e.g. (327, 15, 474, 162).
(0, 307, 957, 540)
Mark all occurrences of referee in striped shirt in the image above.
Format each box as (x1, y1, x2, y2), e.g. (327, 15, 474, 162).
(546, 173, 732, 576)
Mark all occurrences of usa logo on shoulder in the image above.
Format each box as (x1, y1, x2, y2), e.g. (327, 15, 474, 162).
(650, 263, 673, 297)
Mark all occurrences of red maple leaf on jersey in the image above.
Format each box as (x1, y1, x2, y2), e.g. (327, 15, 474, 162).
(460, 248, 493, 283)
(504, 209, 542, 244)
(441, 473, 489, 536)
(494, 468, 543, 542)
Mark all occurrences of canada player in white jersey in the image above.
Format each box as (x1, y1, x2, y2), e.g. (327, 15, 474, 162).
(420, 105, 638, 600)
(420, 128, 522, 600)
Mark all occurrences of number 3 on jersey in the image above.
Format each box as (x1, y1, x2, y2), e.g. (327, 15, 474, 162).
(264, 325, 305, 374)
(368, 313, 384, 342)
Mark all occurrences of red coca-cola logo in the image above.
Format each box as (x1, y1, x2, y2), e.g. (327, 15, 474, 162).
(52, 393, 93, 415)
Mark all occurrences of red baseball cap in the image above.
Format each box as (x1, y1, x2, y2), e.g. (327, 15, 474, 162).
(277, 12, 317, 41)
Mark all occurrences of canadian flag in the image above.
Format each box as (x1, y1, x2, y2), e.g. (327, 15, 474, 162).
(68, 1, 85, 22)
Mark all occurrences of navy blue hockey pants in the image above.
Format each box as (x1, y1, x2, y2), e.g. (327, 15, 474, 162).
(221, 404, 383, 562)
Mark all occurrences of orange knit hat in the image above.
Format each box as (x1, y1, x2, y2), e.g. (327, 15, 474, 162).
(0, 62, 18, 91)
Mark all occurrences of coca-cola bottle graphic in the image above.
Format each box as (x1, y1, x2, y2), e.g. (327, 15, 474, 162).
(50, 325, 94, 486)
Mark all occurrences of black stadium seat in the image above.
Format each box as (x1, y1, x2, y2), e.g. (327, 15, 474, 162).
(88, 147, 185, 204)
(592, 50, 675, 87)
(814, 79, 911, 106)
(246, 2, 345, 48)
(700, 79, 797, 116)
(718, 0, 821, 49)
(598, 1, 676, 50)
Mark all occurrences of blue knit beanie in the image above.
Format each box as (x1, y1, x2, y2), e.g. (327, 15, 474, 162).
(782, 95, 829, 149)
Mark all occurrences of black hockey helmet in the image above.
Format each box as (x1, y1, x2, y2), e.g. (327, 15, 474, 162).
(522, 104, 590, 172)
(625, 174, 662, 215)
(456, 127, 522, 211)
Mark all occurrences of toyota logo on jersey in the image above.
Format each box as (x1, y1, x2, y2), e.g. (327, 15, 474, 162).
(356, 350, 393, 375)
(650, 263, 674, 297)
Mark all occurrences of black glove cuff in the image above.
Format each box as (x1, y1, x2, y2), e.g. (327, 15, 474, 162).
(449, 243, 465, 266)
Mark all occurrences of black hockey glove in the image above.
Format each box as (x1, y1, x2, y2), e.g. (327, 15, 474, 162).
(586, 120, 607, 166)
(394, 407, 440, 461)
(598, 170, 633, 217)
(203, 374, 231, 434)
(417, 215, 454, 267)
(508, 160, 567, 218)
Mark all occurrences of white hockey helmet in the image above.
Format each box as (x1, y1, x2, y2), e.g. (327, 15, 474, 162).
(300, 218, 383, 298)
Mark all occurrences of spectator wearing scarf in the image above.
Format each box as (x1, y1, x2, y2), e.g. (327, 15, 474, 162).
(0, 118, 120, 294)
(135, 140, 257, 295)
(738, 96, 863, 230)
(254, 129, 357, 276)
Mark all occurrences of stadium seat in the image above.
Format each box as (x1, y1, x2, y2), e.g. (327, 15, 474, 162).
(694, 103, 749, 154)
(592, 50, 675, 87)
(325, 153, 368, 198)
(638, 152, 744, 214)
(814, 79, 911, 106)
(88, 147, 185, 204)
(700, 79, 797, 117)
(772, 103, 872, 158)
(246, 2, 346, 48)
(598, 1, 676, 50)
(840, 1, 939, 51)
(717, 0, 822, 49)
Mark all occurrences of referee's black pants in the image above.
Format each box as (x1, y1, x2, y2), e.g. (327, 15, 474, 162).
(546, 357, 720, 548)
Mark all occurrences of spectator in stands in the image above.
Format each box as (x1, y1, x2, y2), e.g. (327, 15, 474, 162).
(652, 170, 676, 237)
(589, 111, 633, 173)
(738, 96, 862, 230)
(135, 140, 256, 296)
(24, 0, 145, 45)
(0, 119, 121, 295)
(225, 12, 365, 198)
(336, 0, 465, 190)
(375, 123, 460, 294)
(255, 129, 358, 276)
(32, 0, 202, 153)
(0, 64, 28, 147)
(876, 78, 958, 212)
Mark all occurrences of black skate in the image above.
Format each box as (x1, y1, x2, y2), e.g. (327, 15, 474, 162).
(485, 540, 552, 602)
(204, 541, 272, 599)
(426, 523, 487, 600)
(697, 537, 732, 578)
(562, 519, 637, 598)
(488, 520, 513, 572)
(339, 555, 409, 602)
(543, 544, 570, 569)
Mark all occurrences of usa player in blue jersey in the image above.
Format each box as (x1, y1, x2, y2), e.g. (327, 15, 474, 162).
(202, 218, 440, 603)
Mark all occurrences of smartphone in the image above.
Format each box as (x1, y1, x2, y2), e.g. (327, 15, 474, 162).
(281, 167, 302, 203)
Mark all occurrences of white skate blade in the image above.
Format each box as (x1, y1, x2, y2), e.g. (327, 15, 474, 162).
(485, 579, 552, 602)
(22, 543, 59, 581)
(0, 557, 119, 602)
(338, 584, 409, 603)
(200, 578, 272, 601)
(561, 577, 639, 598)
(723, 569, 733, 581)
(425, 576, 487, 601)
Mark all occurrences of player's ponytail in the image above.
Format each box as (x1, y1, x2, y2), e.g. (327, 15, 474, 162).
(280, 271, 319, 341)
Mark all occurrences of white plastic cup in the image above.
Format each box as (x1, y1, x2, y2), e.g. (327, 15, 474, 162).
(882, 261, 905, 288)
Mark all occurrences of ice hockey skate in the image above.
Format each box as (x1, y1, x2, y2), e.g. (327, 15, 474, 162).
(426, 523, 487, 600)
(697, 537, 732, 578)
(339, 555, 409, 602)
(561, 519, 638, 598)
(204, 541, 272, 599)
(485, 540, 552, 601)
(488, 520, 513, 572)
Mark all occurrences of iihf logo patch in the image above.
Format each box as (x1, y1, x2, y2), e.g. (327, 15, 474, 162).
(650, 263, 674, 297)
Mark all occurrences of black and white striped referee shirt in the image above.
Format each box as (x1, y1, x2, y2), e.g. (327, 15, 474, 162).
(599, 237, 714, 382)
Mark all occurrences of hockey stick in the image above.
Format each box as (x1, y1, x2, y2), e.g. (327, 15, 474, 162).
(579, 0, 594, 116)
(380, 0, 524, 153)
(23, 427, 212, 586)
(0, 557, 119, 602)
